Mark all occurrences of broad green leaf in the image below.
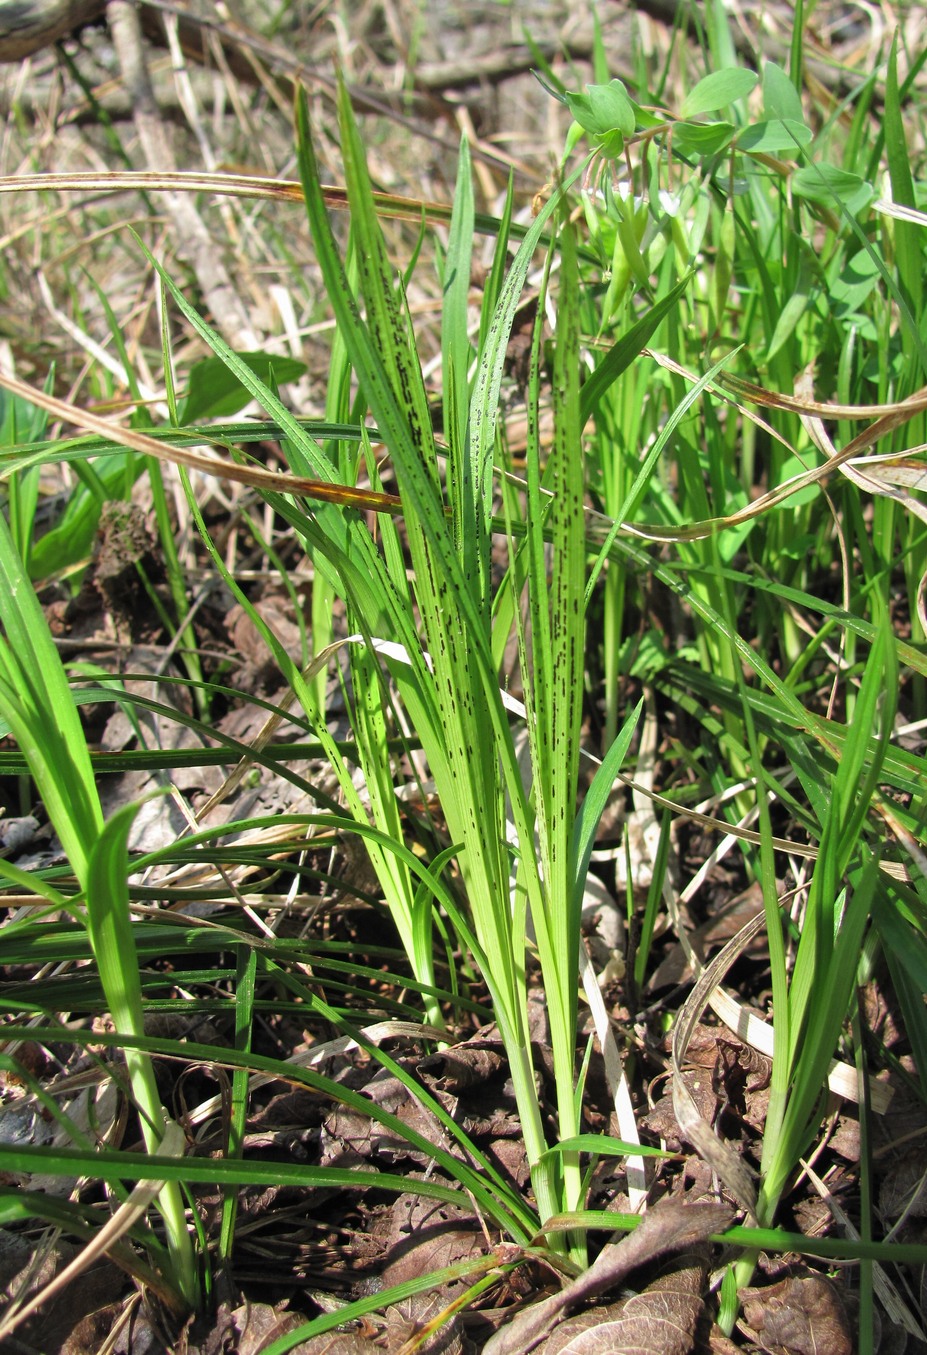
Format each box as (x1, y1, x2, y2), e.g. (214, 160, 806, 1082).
(681, 68, 757, 118)
(771, 453, 823, 507)
(29, 451, 140, 579)
(737, 119, 812, 155)
(763, 61, 805, 122)
(672, 120, 735, 158)
(180, 352, 307, 422)
(830, 248, 882, 314)
(791, 163, 874, 213)
(765, 287, 810, 362)
(580, 274, 691, 426)
(565, 79, 636, 139)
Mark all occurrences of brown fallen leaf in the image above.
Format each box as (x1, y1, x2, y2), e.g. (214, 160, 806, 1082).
(417, 1042, 506, 1093)
(377, 1194, 485, 1291)
(288, 1336, 381, 1355)
(879, 1146, 927, 1221)
(482, 1198, 733, 1355)
(217, 1302, 378, 1355)
(706, 1327, 741, 1354)
(536, 1246, 710, 1354)
(739, 1273, 852, 1355)
(386, 1293, 465, 1353)
(321, 1069, 456, 1169)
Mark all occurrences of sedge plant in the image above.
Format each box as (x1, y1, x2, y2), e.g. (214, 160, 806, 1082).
(0, 79, 653, 1284)
(120, 77, 656, 1256)
(285, 82, 643, 1256)
(0, 511, 197, 1314)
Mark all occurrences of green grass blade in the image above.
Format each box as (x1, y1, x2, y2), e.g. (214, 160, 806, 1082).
(884, 32, 922, 334)
(579, 274, 691, 428)
(86, 798, 197, 1302)
(571, 701, 643, 913)
(0, 514, 103, 873)
(442, 135, 476, 551)
(218, 944, 257, 1263)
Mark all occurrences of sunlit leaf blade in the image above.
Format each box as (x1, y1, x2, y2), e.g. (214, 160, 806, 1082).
(565, 79, 637, 138)
(180, 351, 307, 421)
(681, 68, 758, 118)
(580, 275, 691, 428)
(884, 33, 923, 337)
(737, 119, 812, 155)
(442, 135, 476, 569)
(0, 513, 102, 872)
(571, 701, 643, 909)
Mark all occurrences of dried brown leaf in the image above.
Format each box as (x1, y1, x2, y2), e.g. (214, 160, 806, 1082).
(880, 1147, 927, 1221)
(377, 1194, 484, 1291)
(417, 1044, 505, 1093)
(482, 1199, 732, 1355)
(386, 1294, 464, 1353)
(739, 1273, 852, 1355)
(538, 1252, 707, 1354)
(321, 1071, 455, 1168)
(221, 1302, 378, 1355)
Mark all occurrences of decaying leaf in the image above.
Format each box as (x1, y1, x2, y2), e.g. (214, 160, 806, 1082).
(879, 1146, 927, 1222)
(739, 1273, 852, 1355)
(536, 1247, 710, 1354)
(377, 1194, 485, 1290)
(482, 1198, 732, 1355)
(386, 1293, 465, 1353)
(417, 1042, 506, 1093)
(321, 1070, 456, 1168)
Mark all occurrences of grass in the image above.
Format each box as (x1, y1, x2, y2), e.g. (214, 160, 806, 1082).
(1, 0, 927, 1347)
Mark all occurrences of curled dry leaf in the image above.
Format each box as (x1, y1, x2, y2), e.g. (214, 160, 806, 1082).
(838, 452, 927, 631)
(536, 1247, 710, 1355)
(739, 1274, 852, 1355)
(482, 1198, 733, 1355)
(879, 1146, 927, 1222)
(417, 1042, 506, 1093)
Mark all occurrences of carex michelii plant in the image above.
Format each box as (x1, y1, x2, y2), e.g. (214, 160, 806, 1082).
(278, 81, 645, 1259)
(156, 75, 654, 1263)
(0, 74, 662, 1329)
(4, 23, 925, 1343)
